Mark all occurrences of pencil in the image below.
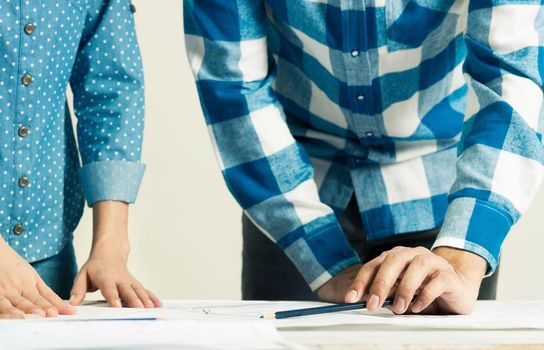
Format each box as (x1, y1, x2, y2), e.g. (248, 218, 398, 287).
(271, 299, 395, 319)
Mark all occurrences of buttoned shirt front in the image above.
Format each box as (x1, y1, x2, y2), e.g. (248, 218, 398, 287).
(0, 0, 146, 262)
(185, 0, 544, 289)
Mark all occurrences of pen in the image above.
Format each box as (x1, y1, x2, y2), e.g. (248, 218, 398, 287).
(271, 299, 397, 320)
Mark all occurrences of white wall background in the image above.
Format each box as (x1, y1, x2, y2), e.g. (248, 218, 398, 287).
(73, 0, 544, 301)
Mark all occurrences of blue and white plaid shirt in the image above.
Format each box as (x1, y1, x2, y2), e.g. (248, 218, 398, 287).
(184, 0, 544, 290)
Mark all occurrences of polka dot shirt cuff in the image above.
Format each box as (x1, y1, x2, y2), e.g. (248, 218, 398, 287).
(78, 160, 146, 207)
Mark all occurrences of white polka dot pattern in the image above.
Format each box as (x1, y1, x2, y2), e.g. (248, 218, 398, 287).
(0, 0, 146, 263)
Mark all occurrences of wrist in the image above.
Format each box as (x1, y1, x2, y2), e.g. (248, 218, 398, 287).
(90, 200, 131, 262)
(90, 236, 130, 263)
(433, 246, 486, 288)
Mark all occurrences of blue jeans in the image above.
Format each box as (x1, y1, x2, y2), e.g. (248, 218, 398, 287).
(31, 242, 78, 300)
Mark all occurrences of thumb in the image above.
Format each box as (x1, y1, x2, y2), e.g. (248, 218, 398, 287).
(69, 270, 89, 306)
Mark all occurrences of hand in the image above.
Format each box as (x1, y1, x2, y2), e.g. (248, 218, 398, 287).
(344, 246, 486, 315)
(0, 240, 76, 318)
(69, 201, 162, 309)
(316, 264, 362, 303)
(69, 249, 162, 308)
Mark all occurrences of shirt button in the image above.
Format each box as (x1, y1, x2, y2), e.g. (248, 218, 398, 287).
(351, 49, 360, 57)
(24, 23, 35, 35)
(22, 74, 34, 86)
(18, 126, 29, 138)
(13, 224, 24, 236)
(365, 131, 375, 138)
(18, 176, 30, 188)
(130, 4, 136, 13)
(357, 95, 365, 101)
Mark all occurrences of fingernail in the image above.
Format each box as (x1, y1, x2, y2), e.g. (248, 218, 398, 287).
(113, 299, 122, 308)
(46, 307, 58, 317)
(393, 297, 406, 313)
(367, 294, 380, 311)
(348, 290, 358, 303)
(412, 301, 423, 313)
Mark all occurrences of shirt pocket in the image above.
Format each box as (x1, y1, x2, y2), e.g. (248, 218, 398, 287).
(385, 0, 461, 52)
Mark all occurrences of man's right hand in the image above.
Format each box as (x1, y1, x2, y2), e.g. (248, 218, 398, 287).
(316, 264, 363, 303)
(0, 239, 76, 318)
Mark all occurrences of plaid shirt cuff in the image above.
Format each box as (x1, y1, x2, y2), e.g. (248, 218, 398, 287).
(282, 222, 361, 291)
(432, 197, 512, 276)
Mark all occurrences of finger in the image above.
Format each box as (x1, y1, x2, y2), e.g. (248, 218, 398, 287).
(69, 271, 89, 306)
(99, 282, 122, 308)
(0, 295, 24, 319)
(344, 256, 386, 303)
(37, 281, 76, 315)
(392, 254, 442, 314)
(132, 285, 155, 308)
(145, 289, 163, 308)
(23, 290, 58, 317)
(9, 293, 46, 317)
(118, 284, 144, 308)
(366, 249, 418, 311)
(411, 272, 452, 314)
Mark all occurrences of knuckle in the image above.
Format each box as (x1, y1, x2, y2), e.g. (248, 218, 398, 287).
(397, 281, 415, 296)
(384, 250, 401, 262)
(413, 254, 432, 268)
(416, 246, 431, 254)
(390, 246, 405, 254)
(358, 264, 376, 278)
(370, 278, 389, 294)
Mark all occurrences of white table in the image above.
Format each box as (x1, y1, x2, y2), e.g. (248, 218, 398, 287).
(282, 327, 544, 349)
(278, 300, 544, 350)
(1, 300, 543, 350)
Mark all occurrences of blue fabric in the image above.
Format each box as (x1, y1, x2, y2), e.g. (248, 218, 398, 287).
(79, 161, 146, 206)
(185, 0, 544, 289)
(32, 243, 78, 300)
(0, 0, 146, 263)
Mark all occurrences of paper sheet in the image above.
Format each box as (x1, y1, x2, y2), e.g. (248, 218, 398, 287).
(273, 301, 544, 329)
(44, 300, 544, 330)
(2, 301, 542, 350)
(0, 318, 297, 350)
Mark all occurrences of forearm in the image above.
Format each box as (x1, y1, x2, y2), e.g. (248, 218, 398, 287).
(90, 201, 130, 262)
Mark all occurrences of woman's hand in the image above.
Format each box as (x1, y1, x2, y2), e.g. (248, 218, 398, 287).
(69, 248, 161, 308)
(0, 239, 76, 318)
(69, 201, 161, 309)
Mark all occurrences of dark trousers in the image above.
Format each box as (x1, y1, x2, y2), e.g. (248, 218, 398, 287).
(242, 197, 499, 301)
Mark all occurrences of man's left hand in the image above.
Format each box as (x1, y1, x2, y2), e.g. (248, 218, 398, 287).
(317, 246, 487, 315)
(345, 246, 486, 315)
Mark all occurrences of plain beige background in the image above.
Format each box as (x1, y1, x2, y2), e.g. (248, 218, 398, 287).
(73, 0, 544, 301)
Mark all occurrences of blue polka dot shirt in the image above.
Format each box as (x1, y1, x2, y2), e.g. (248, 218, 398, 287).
(0, 0, 145, 263)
